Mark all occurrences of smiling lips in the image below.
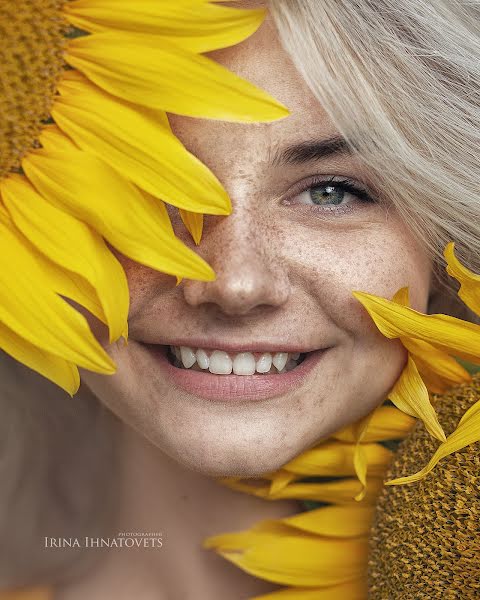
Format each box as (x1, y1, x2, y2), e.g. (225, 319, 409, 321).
(142, 342, 327, 403)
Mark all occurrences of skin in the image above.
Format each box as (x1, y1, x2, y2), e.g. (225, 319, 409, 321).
(79, 17, 432, 479)
(65, 4, 433, 598)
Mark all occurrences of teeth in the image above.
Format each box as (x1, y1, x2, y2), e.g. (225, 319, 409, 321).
(180, 346, 196, 369)
(272, 352, 288, 372)
(256, 353, 273, 373)
(172, 346, 304, 375)
(196, 348, 210, 370)
(233, 352, 256, 375)
(209, 350, 233, 374)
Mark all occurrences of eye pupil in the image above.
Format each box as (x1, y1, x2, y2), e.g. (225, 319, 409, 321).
(310, 184, 344, 206)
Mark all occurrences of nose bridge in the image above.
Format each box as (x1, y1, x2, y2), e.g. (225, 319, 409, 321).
(182, 201, 290, 316)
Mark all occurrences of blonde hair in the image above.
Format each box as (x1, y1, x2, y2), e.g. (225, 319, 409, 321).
(270, 0, 480, 318)
(1, 0, 479, 588)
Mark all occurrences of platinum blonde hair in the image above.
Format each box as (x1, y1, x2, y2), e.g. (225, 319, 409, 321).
(1, 0, 479, 588)
(270, 0, 480, 319)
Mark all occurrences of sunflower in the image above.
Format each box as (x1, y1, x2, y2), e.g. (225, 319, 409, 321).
(204, 244, 480, 598)
(0, 0, 289, 396)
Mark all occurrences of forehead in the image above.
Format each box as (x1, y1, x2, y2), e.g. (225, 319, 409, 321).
(169, 6, 340, 164)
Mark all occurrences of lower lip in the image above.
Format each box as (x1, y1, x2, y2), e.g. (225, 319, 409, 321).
(141, 344, 328, 403)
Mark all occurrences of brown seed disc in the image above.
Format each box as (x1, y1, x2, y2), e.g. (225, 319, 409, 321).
(0, 0, 69, 179)
(368, 373, 480, 599)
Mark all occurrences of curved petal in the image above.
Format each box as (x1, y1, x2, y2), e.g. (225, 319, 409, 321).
(22, 147, 216, 281)
(0, 320, 80, 396)
(352, 290, 480, 364)
(65, 0, 266, 53)
(332, 405, 415, 443)
(402, 337, 471, 392)
(53, 71, 231, 214)
(387, 398, 480, 485)
(217, 476, 384, 504)
(280, 441, 392, 478)
(1, 174, 129, 342)
(215, 535, 368, 587)
(280, 505, 374, 538)
(179, 209, 204, 245)
(388, 356, 446, 442)
(65, 32, 290, 122)
(0, 210, 115, 373)
(444, 242, 480, 316)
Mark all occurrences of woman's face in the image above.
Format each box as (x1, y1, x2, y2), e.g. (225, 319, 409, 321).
(80, 12, 432, 476)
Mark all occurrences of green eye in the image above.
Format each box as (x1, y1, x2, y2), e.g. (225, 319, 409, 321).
(309, 184, 345, 206)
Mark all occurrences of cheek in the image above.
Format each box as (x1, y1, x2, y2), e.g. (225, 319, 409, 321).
(289, 218, 432, 337)
(110, 248, 178, 316)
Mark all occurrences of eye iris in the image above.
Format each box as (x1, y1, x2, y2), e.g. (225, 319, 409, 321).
(310, 184, 344, 206)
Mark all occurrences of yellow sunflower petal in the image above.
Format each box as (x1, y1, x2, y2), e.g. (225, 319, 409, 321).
(332, 405, 415, 443)
(387, 397, 480, 485)
(350, 413, 375, 501)
(53, 71, 231, 214)
(388, 356, 446, 442)
(280, 505, 374, 538)
(250, 580, 367, 600)
(402, 337, 471, 393)
(65, 32, 290, 122)
(179, 209, 204, 245)
(352, 290, 480, 364)
(268, 469, 298, 495)
(280, 441, 392, 479)
(65, 0, 266, 53)
(444, 242, 480, 316)
(0, 320, 79, 396)
(203, 519, 307, 551)
(1, 174, 129, 342)
(217, 476, 384, 504)
(22, 147, 216, 281)
(216, 535, 368, 587)
(0, 211, 115, 373)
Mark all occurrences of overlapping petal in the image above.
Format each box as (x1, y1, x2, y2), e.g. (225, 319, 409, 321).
(22, 146, 216, 282)
(218, 476, 384, 504)
(388, 356, 446, 442)
(53, 71, 232, 214)
(64, 0, 266, 53)
(332, 405, 415, 443)
(0, 209, 115, 375)
(444, 242, 480, 315)
(387, 397, 480, 485)
(65, 32, 290, 122)
(352, 290, 480, 364)
(1, 173, 129, 342)
(0, 320, 80, 396)
(204, 519, 368, 587)
(280, 504, 374, 538)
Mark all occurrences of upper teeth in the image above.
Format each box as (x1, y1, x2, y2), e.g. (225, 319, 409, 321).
(171, 346, 303, 375)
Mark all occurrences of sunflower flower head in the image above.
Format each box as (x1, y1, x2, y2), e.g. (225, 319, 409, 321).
(0, 0, 289, 395)
(352, 242, 480, 485)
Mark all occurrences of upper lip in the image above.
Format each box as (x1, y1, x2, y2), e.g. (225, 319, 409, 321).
(141, 338, 323, 354)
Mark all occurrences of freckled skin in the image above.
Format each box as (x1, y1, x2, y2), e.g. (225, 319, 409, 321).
(80, 11, 432, 478)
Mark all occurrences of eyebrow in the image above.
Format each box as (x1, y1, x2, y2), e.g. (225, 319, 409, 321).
(271, 135, 353, 166)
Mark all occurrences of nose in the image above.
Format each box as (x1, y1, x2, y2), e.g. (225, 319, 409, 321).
(182, 209, 291, 317)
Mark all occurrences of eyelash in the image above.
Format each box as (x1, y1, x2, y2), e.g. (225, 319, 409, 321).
(283, 176, 376, 215)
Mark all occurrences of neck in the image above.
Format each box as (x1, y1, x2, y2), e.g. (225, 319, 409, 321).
(55, 420, 302, 600)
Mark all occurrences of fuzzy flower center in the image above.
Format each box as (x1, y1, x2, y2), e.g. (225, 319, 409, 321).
(0, 0, 69, 178)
